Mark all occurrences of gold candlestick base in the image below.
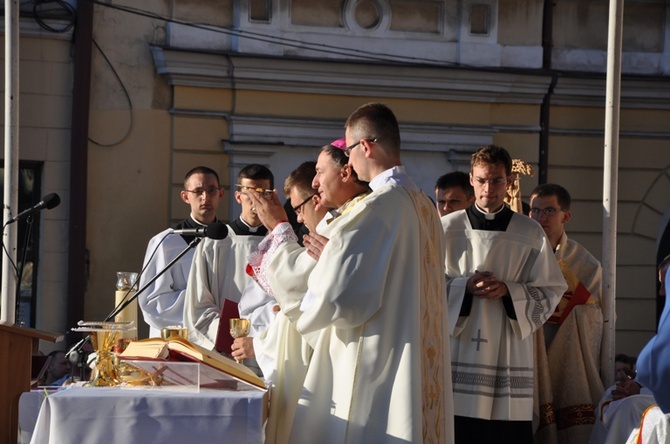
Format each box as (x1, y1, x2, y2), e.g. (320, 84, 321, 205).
(72, 321, 135, 387)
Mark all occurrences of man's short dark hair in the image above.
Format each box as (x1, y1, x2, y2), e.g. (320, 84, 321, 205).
(184, 166, 220, 187)
(344, 102, 401, 156)
(530, 183, 572, 211)
(435, 171, 474, 198)
(471, 145, 512, 176)
(321, 144, 368, 187)
(283, 161, 316, 199)
(238, 163, 274, 189)
(615, 353, 637, 368)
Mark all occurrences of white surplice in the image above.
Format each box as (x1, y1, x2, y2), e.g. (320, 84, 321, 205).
(269, 167, 453, 444)
(182, 227, 265, 350)
(137, 228, 195, 338)
(443, 210, 566, 421)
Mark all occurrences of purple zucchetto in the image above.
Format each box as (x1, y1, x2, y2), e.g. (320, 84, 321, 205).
(331, 138, 346, 150)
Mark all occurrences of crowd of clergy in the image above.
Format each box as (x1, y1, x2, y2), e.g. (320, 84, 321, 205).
(134, 102, 670, 444)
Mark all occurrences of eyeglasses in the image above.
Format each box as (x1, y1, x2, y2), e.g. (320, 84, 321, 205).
(343, 138, 378, 157)
(530, 207, 563, 217)
(292, 194, 316, 215)
(184, 187, 222, 196)
(472, 177, 507, 186)
(236, 184, 273, 195)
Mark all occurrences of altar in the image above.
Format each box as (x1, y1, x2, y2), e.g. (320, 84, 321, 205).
(22, 385, 267, 444)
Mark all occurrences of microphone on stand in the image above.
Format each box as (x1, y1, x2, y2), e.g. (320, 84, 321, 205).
(66, 221, 230, 364)
(170, 222, 229, 240)
(7, 192, 61, 224)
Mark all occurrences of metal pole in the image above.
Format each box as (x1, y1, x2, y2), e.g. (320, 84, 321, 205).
(1, 0, 20, 324)
(601, 0, 624, 389)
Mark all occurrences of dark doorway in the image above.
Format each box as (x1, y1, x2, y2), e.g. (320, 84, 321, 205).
(0, 162, 43, 327)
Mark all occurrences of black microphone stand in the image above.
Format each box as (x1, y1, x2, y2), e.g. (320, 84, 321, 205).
(15, 215, 34, 326)
(65, 236, 202, 375)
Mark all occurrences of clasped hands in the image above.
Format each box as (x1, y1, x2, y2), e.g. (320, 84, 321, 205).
(467, 270, 509, 300)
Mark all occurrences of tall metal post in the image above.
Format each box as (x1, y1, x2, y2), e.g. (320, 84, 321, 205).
(601, 0, 624, 388)
(1, 0, 20, 324)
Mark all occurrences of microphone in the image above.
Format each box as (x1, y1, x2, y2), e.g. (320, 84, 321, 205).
(171, 222, 229, 240)
(7, 193, 61, 224)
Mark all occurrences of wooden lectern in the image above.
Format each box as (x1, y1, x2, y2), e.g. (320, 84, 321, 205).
(0, 322, 63, 444)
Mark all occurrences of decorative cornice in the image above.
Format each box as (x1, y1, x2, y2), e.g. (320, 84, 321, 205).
(225, 114, 495, 154)
(151, 47, 552, 104)
(153, 48, 670, 109)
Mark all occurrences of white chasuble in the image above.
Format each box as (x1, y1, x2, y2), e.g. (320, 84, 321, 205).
(251, 205, 363, 444)
(287, 182, 453, 444)
(182, 228, 264, 350)
(443, 211, 565, 421)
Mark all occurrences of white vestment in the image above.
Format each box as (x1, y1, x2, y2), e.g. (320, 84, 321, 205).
(626, 410, 670, 444)
(182, 227, 265, 350)
(246, 193, 369, 444)
(590, 386, 656, 444)
(253, 233, 316, 444)
(270, 167, 453, 444)
(137, 228, 195, 338)
(443, 209, 566, 421)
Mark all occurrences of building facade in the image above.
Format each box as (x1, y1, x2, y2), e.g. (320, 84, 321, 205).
(2, 0, 669, 359)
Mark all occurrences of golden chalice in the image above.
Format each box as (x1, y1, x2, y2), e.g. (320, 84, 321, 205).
(229, 318, 250, 364)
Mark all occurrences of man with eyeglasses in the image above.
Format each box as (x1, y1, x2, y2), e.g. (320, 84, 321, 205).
(247, 103, 454, 443)
(138, 166, 225, 338)
(529, 183, 604, 443)
(182, 164, 276, 350)
(442, 145, 566, 444)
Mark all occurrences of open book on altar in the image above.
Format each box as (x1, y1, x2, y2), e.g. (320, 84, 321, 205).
(119, 337, 266, 390)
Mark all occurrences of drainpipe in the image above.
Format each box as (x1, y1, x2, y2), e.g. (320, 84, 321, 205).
(538, 0, 556, 184)
(539, 75, 558, 185)
(66, 0, 94, 335)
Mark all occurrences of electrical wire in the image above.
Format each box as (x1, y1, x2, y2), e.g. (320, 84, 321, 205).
(85, 0, 462, 69)
(32, 0, 76, 33)
(1, 222, 20, 279)
(87, 38, 135, 147)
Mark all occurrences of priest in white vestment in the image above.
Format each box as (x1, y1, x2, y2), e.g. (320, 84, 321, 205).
(246, 147, 370, 443)
(182, 164, 274, 350)
(529, 184, 605, 444)
(138, 166, 224, 338)
(443, 145, 565, 444)
(590, 379, 655, 444)
(246, 103, 454, 444)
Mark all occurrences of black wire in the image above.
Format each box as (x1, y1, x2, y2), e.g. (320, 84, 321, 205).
(32, 0, 76, 33)
(88, 39, 135, 147)
(1, 222, 20, 278)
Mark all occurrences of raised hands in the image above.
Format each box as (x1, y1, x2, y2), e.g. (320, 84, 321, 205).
(243, 188, 289, 231)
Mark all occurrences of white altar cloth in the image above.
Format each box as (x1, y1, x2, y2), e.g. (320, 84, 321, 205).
(27, 386, 266, 444)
